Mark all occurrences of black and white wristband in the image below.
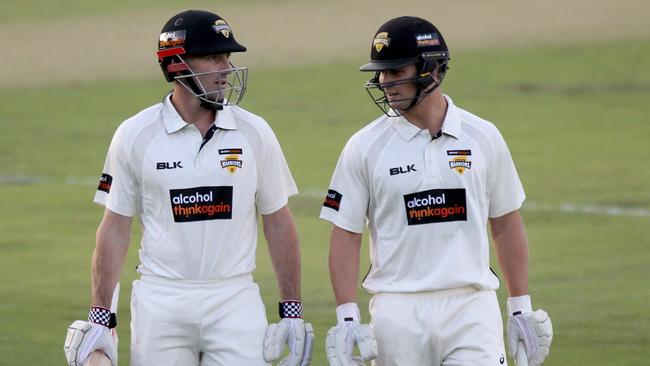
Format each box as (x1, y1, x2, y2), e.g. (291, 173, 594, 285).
(279, 300, 303, 319)
(88, 306, 117, 329)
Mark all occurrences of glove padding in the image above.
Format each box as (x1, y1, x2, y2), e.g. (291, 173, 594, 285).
(264, 318, 314, 366)
(508, 310, 553, 366)
(64, 320, 117, 366)
(326, 321, 377, 366)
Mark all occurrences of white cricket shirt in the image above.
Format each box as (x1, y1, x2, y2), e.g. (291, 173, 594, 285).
(94, 95, 297, 281)
(320, 95, 525, 293)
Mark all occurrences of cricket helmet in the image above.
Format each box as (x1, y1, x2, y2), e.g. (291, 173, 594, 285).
(157, 10, 248, 110)
(360, 16, 450, 116)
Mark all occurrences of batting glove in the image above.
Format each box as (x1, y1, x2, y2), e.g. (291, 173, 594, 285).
(264, 300, 314, 366)
(64, 307, 118, 366)
(507, 295, 553, 366)
(326, 303, 377, 366)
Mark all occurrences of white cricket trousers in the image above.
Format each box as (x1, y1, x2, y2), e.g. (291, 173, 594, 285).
(370, 286, 508, 366)
(130, 274, 269, 366)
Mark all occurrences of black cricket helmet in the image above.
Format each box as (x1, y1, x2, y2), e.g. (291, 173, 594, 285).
(157, 10, 248, 110)
(360, 16, 450, 116)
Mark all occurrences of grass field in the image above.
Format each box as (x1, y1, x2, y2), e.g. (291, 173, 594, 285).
(1, 1, 649, 365)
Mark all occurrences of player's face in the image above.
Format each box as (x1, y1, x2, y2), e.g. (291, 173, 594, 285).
(186, 53, 233, 100)
(378, 64, 418, 111)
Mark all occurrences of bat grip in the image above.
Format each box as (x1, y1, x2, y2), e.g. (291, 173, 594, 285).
(516, 341, 528, 366)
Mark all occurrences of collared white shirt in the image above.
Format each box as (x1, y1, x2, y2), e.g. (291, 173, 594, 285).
(320, 95, 525, 293)
(94, 95, 297, 281)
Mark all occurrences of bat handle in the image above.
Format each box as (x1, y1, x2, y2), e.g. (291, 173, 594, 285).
(516, 341, 528, 366)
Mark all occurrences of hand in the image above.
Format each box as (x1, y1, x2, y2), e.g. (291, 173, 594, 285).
(507, 300, 553, 366)
(64, 320, 117, 366)
(264, 318, 315, 366)
(326, 321, 377, 366)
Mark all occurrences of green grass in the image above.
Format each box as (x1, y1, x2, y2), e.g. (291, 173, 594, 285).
(1, 40, 649, 364)
(0, 0, 271, 24)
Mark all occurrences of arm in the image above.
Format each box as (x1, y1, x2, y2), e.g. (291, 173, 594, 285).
(325, 225, 377, 364)
(491, 210, 553, 365)
(64, 208, 130, 366)
(263, 204, 301, 301)
(262, 205, 315, 366)
(328, 225, 362, 305)
(92, 208, 132, 308)
(490, 209, 528, 297)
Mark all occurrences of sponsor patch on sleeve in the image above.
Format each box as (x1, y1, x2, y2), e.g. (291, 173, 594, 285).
(323, 189, 343, 211)
(97, 173, 113, 193)
(403, 188, 467, 225)
(169, 186, 233, 222)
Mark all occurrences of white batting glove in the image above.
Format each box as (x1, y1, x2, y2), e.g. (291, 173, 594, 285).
(64, 307, 118, 366)
(326, 303, 377, 366)
(264, 301, 314, 366)
(507, 296, 553, 366)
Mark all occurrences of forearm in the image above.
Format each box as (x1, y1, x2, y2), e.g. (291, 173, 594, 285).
(329, 226, 362, 305)
(264, 205, 301, 300)
(490, 210, 529, 297)
(92, 210, 132, 308)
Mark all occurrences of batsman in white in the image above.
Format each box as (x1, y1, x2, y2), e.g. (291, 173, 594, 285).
(63, 9, 313, 366)
(320, 16, 553, 366)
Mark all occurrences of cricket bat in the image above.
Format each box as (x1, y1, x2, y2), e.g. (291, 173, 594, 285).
(83, 351, 112, 366)
(84, 283, 120, 366)
(516, 342, 528, 366)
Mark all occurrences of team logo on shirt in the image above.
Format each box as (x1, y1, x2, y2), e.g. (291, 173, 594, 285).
(220, 155, 243, 174)
(169, 186, 233, 222)
(323, 189, 343, 211)
(447, 150, 472, 174)
(403, 188, 467, 225)
(449, 157, 471, 174)
(97, 173, 113, 193)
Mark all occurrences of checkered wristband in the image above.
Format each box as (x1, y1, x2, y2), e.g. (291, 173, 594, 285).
(278, 300, 302, 319)
(88, 306, 117, 328)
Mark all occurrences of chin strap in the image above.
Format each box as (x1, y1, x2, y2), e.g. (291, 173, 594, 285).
(177, 77, 224, 111)
(402, 79, 440, 112)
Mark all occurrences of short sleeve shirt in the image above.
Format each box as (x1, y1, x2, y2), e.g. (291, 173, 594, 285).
(320, 95, 525, 293)
(94, 95, 297, 280)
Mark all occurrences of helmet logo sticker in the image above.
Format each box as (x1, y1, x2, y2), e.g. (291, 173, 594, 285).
(159, 30, 187, 48)
(213, 20, 231, 38)
(373, 32, 391, 52)
(415, 32, 440, 47)
(174, 18, 184, 26)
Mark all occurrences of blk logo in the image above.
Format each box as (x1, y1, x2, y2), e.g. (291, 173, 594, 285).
(157, 161, 183, 170)
(389, 164, 417, 176)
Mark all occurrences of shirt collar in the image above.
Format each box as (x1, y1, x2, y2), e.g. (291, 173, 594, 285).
(161, 94, 186, 134)
(440, 94, 462, 139)
(392, 115, 422, 141)
(390, 94, 462, 141)
(161, 94, 238, 133)
(214, 105, 237, 130)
